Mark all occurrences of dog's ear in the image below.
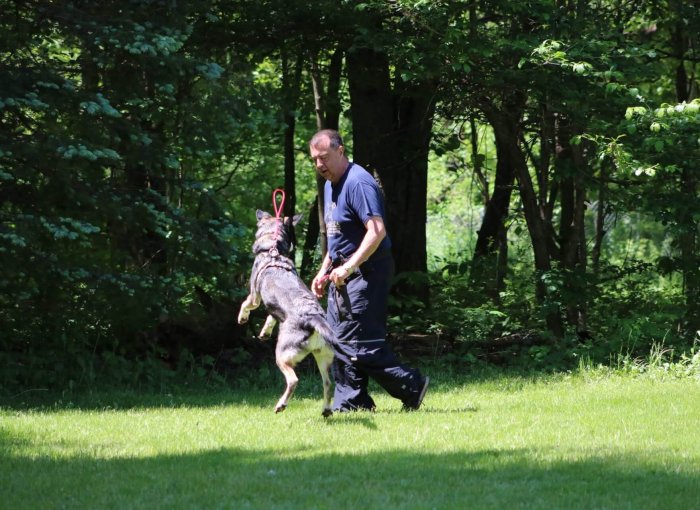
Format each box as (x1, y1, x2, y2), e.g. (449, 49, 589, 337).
(256, 209, 271, 221)
(283, 214, 303, 227)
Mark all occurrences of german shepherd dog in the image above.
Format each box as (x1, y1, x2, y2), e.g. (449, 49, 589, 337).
(237, 210, 342, 417)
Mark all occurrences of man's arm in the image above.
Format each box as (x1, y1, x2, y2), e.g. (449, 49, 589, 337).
(311, 252, 333, 298)
(329, 216, 385, 286)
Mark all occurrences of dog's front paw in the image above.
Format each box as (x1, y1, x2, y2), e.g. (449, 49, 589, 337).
(274, 404, 287, 414)
(258, 315, 276, 339)
(237, 310, 249, 324)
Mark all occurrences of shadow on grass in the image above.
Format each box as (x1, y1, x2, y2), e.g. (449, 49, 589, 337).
(0, 387, 480, 415)
(0, 361, 515, 412)
(1, 427, 696, 510)
(0, 387, 270, 412)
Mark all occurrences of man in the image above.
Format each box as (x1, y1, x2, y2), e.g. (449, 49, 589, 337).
(309, 129, 429, 412)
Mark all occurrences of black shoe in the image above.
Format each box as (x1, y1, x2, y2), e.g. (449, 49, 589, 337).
(402, 376, 430, 411)
(333, 404, 376, 413)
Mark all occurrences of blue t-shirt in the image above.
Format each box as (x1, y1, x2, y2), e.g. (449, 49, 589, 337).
(324, 162, 392, 263)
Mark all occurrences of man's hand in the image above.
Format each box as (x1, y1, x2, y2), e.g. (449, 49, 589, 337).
(329, 265, 352, 287)
(312, 264, 351, 296)
(311, 273, 329, 298)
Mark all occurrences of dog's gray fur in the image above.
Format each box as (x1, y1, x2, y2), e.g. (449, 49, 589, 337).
(238, 209, 339, 417)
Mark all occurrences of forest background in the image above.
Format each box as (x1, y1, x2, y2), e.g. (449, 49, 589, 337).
(1, 0, 699, 392)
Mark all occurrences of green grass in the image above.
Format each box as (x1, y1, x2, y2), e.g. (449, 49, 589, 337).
(1, 371, 699, 509)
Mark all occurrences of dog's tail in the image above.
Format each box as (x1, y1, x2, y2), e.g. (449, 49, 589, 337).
(307, 314, 353, 363)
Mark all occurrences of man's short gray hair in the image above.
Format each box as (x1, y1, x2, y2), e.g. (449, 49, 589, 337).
(309, 129, 344, 149)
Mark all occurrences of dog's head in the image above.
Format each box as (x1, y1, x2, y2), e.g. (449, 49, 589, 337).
(252, 209, 302, 256)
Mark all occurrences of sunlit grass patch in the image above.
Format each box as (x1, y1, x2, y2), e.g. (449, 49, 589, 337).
(2, 372, 698, 509)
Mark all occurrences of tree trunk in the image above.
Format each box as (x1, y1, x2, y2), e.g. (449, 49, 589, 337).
(679, 167, 700, 335)
(671, 10, 700, 335)
(591, 160, 608, 273)
(484, 104, 563, 338)
(281, 52, 303, 256)
(302, 49, 345, 276)
(324, 48, 343, 130)
(555, 116, 589, 332)
(308, 53, 329, 262)
(346, 47, 436, 300)
(470, 119, 516, 301)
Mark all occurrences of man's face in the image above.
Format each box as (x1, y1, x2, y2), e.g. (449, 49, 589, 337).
(310, 136, 346, 184)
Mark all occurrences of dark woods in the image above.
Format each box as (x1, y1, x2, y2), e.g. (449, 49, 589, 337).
(1, 1, 698, 390)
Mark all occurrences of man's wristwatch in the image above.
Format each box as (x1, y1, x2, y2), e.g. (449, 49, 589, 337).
(342, 263, 355, 275)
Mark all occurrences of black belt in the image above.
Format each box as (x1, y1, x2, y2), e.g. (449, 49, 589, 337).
(332, 248, 391, 268)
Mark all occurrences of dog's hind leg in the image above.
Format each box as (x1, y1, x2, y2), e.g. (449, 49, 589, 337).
(273, 358, 298, 414)
(312, 344, 335, 418)
(273, 323, 304, 413)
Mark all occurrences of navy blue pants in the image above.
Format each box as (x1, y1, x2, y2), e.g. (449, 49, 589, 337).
(327, 254, 424, 411)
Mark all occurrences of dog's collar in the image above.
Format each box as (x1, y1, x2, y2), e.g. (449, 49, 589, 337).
(253, 232, 292, 258)
(258, 246, 288, 258)
(255, 249, 295, 267)
(253, 243, 287, 257)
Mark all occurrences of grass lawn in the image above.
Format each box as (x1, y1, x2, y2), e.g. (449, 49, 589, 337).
(1, 370, 698, 509)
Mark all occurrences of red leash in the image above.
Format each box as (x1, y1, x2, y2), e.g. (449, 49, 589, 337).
(271, 188, 285, 242)
(270, 188, 330, 287)
(272, 188, 285, 220)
